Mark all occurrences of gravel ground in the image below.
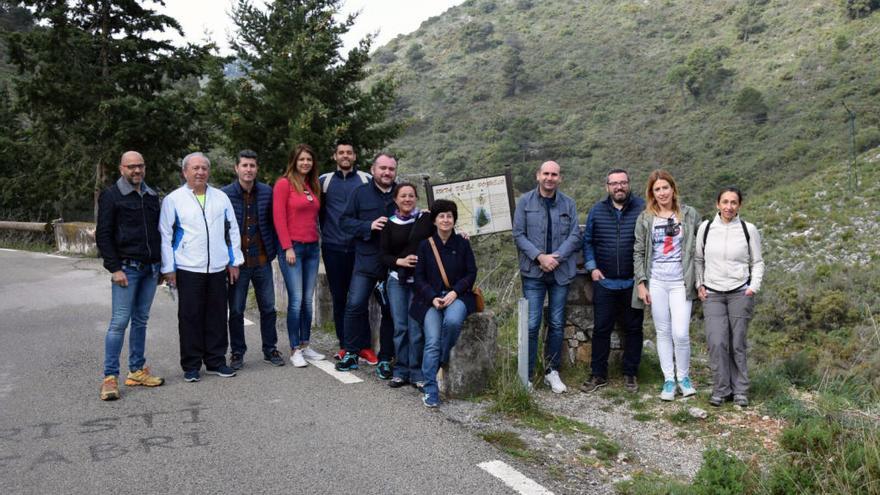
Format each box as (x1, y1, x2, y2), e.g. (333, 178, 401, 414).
(440, 383, 709, 494)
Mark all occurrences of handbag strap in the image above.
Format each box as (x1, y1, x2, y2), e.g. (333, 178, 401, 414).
(428, 237, 451, 289)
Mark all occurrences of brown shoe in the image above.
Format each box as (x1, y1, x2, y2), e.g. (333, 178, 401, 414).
(124, 367, 165, 387)
(100, 375, 120, 401)
(624, 375, 639, 393)
(580, 375, 608, 393)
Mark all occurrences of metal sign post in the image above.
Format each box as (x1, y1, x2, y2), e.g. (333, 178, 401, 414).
(517, 297, 529, 387)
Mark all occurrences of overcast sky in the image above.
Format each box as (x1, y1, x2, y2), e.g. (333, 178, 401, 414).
(155, 0, 464, 55)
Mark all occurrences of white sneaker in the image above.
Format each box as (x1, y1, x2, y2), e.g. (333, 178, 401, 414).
(543, 370, 568, 394)
(301, 347, 325, 361)
(290, 349, 308, 368)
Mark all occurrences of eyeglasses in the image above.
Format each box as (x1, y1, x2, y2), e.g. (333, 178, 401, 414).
(304, 189, 313, 202)
(123, 163, 145, 170)
(607, 180, 629, 187)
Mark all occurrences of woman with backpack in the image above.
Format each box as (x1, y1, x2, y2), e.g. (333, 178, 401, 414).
(695, 186, 764, 407)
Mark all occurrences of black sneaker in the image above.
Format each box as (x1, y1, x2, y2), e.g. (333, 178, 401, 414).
(205, 365, 236, 377)
(263, 350, 285, 367)
(388, 376, 408, 388)
(376, 361, 392, 380)
(580, 375, 608, 393)
(624, 375, 639, 393)
(412, 381, 426, 392)
(733, 394, 749, 407)
(335, 352, 359, 371)
(230, 352, 244, 370)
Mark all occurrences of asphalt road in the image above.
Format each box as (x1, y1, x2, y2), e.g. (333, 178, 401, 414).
(0, 249, 539, 494)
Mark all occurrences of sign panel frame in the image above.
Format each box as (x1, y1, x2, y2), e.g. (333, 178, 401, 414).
(425, 171, 516, 237)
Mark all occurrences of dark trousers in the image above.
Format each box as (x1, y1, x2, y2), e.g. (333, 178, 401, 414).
(591, 282, 644, 378)
(322, 246, 356, 348)
(343, 273, 394, 361)
(177, 269, 228, 371)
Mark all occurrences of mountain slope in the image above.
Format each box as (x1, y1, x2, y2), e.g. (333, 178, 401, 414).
(370, 0, 880, 209)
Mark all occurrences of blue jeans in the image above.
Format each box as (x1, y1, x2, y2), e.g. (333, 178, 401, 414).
(591, 282, 644, 379)
(522, 275, 569, 377)
(386, 276, 424, 382)
(228, 262, 278, 356)
(278, 242, 319, 349)
(343, 273, 393, 358)
(421, 299, 467, 396)
(103, 261, 160, 377)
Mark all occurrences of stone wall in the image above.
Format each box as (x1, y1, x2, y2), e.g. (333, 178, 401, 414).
(54, 222, 97, 256)
(440, 311, 497, 398)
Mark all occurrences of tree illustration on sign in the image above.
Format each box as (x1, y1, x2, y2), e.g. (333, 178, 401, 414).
(475, 190, 491, 231)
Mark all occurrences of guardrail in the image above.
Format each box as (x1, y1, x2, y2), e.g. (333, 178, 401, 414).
(0, 219, 97, 255)
(0, 221, 53, 233)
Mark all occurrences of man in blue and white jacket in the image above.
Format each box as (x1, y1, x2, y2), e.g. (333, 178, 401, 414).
(160, 152, 244, 382)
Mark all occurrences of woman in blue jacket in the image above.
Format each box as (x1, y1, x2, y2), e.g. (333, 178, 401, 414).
(409, 200, 478, 408)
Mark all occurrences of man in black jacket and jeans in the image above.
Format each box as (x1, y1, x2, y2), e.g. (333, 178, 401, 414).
(95, 151, 165, 401)
(334, 153, 397, 378)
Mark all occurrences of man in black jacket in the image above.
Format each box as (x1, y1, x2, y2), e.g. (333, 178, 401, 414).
(95, 151, 165, 401)
(334, 153, 397, 377)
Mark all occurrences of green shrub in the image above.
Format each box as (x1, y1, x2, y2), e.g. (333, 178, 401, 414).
(813, 289, 860, 330)
(779, 352, 818, 388)
(748, 366, 789, 402)
(690, 448, 755, 495)
(855, 126, 880, 152)
(779, 416, 841, 454)
(733, 86, 769, 123)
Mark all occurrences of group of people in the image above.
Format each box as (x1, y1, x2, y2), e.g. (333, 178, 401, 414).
(514, 163, 764, 407)
(95, 142, 479, 408)
(95, 144, 763, 410)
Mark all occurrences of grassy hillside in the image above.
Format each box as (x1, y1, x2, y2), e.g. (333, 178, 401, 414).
(370, 0, 880, 210)
(368, 0, 880, 402)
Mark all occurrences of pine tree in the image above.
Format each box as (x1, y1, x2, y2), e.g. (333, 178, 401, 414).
(3, 0, 214, 220)
(209, 0, 402, 175)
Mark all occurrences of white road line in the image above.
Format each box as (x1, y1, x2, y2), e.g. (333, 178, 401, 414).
(243, 317, 254, 326)
(44, 254, 68, 259)
(309, 359, 363, 384)
(478, 460, 554, 495)
(0, 248, 19, 252)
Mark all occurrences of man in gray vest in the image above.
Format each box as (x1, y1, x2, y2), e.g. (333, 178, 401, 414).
(513, 161, 582, 394)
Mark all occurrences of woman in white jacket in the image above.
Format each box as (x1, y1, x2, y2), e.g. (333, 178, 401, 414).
(695, 186, 764, 407)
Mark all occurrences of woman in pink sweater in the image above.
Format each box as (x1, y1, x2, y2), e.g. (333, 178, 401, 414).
(273, 144, 324, 367)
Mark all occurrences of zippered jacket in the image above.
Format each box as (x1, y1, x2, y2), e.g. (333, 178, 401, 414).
(513, 188, 582, 285)
(694, 213, 764, 293)
(96, 177, 161, 273)
(582, 195, 645, 279)
(159, 184, 244, 274)
(319, 168, 371, 251)
(339, 179, 396, 278)
(632, 204, 701, 308)
(221, 180, 277, 262)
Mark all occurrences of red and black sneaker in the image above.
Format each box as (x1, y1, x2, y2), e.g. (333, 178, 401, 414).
(357, 348, 379, 365)
(334, 349, 346, 361)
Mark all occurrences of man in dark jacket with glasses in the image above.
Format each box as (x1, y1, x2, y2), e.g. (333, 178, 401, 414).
(581, 169, 646, 393)
(95, 151, 165, 401)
